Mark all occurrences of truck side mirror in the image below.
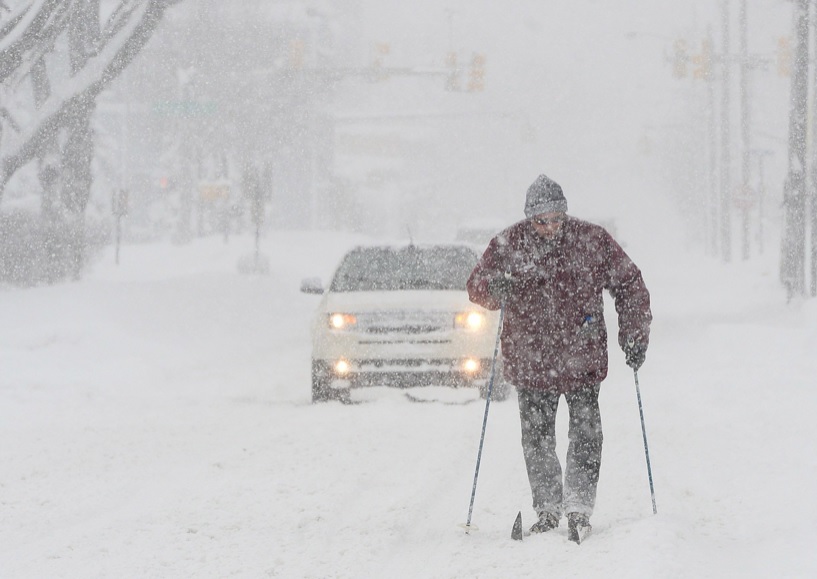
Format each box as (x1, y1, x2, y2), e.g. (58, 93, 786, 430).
(300, 277, 324, 294)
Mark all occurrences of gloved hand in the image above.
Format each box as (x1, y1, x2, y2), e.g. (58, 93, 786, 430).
(623, 339, 647, 370)
(487, 275, 514, 301)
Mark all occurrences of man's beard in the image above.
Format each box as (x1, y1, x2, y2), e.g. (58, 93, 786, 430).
(536, 229, 564, 254)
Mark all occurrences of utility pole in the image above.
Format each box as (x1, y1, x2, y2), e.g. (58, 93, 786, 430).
(752, 149, 774, 255)
(720, 0, 733, 263)
(706, 27, 719, 258)
(782, 0, 809, 299)
(811, 0, 817, 295)
(738, 0, 752, 260)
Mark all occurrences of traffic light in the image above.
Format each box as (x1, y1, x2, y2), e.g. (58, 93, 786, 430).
(672, 39, 688, 79)
(445, 51, 460, 91)
(692, 39, 712, 81)
(375, 42, 390, 57)
(777, 36, 792, 77)
(468, 53, 486, 92)
(371, 42, 390, 81)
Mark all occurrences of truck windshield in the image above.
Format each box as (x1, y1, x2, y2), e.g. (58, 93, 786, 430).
(330, 246, 478, 292)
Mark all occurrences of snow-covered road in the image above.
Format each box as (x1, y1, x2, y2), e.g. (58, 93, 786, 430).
(2, 230, 815, 578)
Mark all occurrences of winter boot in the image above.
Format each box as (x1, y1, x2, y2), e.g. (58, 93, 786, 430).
(529, 511, 559, 534)
(567, 512, 592, 544)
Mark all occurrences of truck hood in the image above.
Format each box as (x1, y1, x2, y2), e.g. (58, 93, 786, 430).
(319, 290, 484, 314)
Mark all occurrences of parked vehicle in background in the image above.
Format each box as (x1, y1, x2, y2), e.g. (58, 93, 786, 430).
(301, 243, 508, 403)
(454, 220, 504, 248)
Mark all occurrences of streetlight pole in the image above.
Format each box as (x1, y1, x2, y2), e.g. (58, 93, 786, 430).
(811, 0, 817, 295)
(753, 149, 774, 256)
(706, 27, 719, 258)
(739, 0, 752, 261)
(782, 0, 809, 299)
(720, 0, 733, 263)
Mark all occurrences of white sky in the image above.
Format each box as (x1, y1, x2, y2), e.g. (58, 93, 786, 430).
(329, 0, 792, 240)
(81, 0, 793, 249)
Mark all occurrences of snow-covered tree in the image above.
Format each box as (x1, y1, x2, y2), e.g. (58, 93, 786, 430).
(0, 0, 180, 283)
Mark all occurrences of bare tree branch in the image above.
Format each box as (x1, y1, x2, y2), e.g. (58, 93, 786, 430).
(68, 0, 100, 74)
(0, 0, 72, 83)
(100, 1, 141, 45)
(0, 0, 180, 199)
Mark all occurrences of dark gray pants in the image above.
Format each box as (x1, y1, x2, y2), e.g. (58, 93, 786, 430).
(517, 385, 603, 518)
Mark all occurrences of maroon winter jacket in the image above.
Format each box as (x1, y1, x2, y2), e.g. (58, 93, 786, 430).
(467, 216, 652, 393)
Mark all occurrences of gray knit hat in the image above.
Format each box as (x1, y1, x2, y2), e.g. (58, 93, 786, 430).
(524, 174, 568, 217)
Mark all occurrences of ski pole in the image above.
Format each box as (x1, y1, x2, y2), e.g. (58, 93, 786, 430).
(463, 303, 505, 534)
(633, 370, 657, 514)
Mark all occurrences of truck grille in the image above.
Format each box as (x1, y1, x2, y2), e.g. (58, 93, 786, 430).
(355, 311, 451, 335)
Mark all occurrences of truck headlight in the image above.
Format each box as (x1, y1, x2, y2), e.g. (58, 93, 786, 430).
(454, 311, 486, 331)
(461, 358, 481, 373)
(328, 313, 357, 330)
(334, 359, 351, 375)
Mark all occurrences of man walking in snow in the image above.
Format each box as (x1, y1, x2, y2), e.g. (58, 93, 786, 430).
(466, 174, 652, 543)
